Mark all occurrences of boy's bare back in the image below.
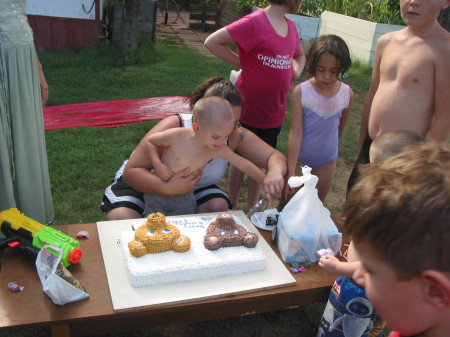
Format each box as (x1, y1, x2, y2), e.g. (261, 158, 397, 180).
(368, 25, 450, 142)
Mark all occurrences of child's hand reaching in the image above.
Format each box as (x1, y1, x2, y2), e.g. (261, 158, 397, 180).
(319, 255, 362, 277)
(318, 255, 341, 274)
(154, 163, 174, 181)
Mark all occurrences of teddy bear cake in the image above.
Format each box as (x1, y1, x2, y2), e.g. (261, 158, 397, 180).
(128, 212, 191, 257)
(121, 212, 266, 287)
(204, 213, 258, 250)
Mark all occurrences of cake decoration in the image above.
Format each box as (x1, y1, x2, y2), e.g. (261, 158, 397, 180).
(204, 213, 258, 250)
(121, 214, 266, 287)
(128, 212, 191, 257)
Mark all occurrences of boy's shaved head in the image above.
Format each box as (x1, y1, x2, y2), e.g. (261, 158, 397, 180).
(192, 96, 234, 127)
(370, 130, 425, 164)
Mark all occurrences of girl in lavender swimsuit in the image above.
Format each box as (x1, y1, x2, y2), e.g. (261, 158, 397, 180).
(281, 35, 354, 206)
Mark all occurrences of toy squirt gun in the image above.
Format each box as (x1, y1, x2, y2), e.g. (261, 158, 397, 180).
(0, 208, 83, 267)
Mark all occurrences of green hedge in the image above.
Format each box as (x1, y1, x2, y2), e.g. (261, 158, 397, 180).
(232, 0, 403, 25)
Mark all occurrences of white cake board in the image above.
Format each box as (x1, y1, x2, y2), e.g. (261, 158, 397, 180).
(97, 211, 296, 312)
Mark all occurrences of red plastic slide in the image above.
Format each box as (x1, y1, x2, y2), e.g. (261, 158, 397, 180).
(43, 96, 190, 130)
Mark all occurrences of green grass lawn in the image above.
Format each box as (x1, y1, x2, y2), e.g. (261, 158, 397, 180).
(40, 38, 372, 226)
(42, 38, 234, 225)
(0, 37, 374, 337)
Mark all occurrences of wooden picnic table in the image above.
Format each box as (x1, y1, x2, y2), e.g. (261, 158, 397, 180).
(0, 211, 344, 337)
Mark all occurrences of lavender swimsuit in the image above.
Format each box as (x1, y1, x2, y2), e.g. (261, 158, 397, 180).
(298, 81, 351, 169)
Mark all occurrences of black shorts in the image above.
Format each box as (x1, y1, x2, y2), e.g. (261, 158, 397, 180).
(240, 122, 281, 149)
(346, 133, 372, 196)
(101, 178, 232, 215)
(101, 177, 145, 215)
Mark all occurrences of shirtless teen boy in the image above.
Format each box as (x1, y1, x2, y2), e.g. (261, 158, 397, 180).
(347, 0, 450, 191)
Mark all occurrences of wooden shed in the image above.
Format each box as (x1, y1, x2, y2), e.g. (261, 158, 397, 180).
(26, 0, 103, 51)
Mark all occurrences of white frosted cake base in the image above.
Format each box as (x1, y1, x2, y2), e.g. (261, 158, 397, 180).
(121, 215, 266, 287)
(97, 211, 296, 311)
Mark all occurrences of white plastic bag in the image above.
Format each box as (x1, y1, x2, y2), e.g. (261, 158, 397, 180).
(36, 244, 89, 305)
(276, 166, 342, 263)
(229, 69, 241, 84)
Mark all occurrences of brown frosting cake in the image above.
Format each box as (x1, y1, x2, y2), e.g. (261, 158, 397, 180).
(204, 213, 258, 250)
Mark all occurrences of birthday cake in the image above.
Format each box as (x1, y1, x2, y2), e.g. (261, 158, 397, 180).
(121, 213, 266, 287)
(128, 212, 191, 257)
(204, 213, 258, 250)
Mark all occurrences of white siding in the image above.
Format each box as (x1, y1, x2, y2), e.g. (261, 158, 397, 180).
(286, 14, 321, 41)
(283, 11, 404, 66)
(26, 0, 103, 20)
(319, 11, 403, 66)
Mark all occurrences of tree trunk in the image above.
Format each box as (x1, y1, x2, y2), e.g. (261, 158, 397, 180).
(113, 0, 140, 48)
(438, 7, 450, 32)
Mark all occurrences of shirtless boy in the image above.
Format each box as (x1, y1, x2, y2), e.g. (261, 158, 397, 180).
(142, 96, 266, 216)
(348, 0, 450, 191)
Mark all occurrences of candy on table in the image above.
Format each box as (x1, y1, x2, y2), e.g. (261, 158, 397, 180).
(290, 265, 306, 274)
(76, 230, 90, 239)
(7, 282, 24, 292)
